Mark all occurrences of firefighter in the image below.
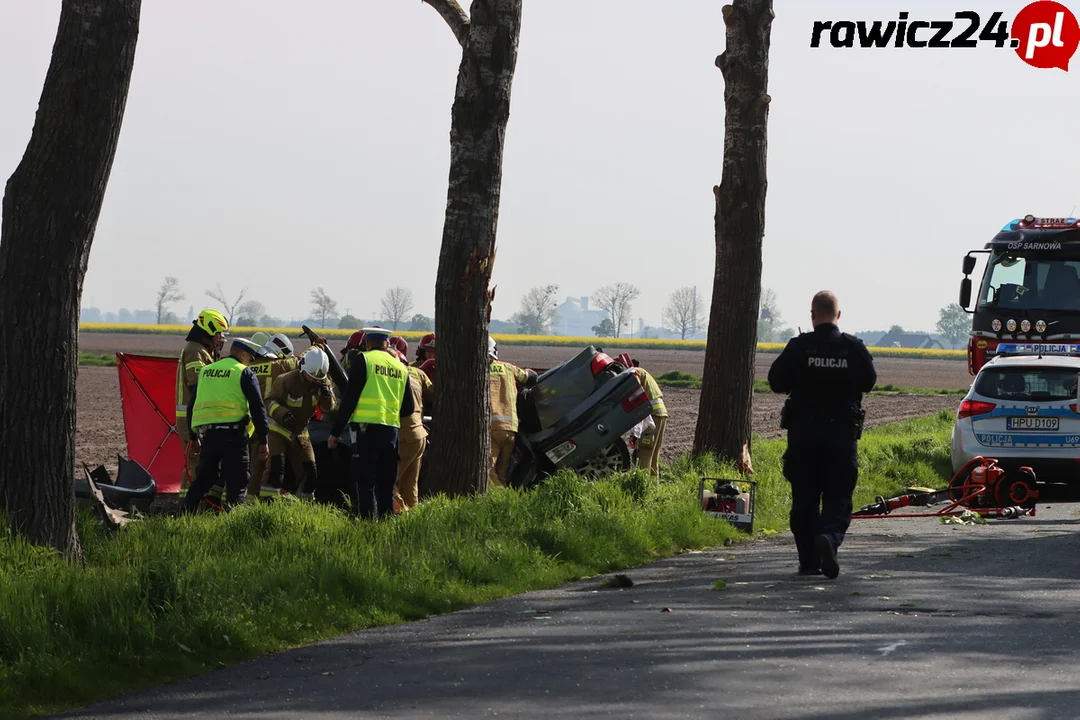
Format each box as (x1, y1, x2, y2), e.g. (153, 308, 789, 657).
(328, 327, 414, 520)
(341, 331, 365, 371)
(264, 347, 337, 496)
(183, 338, 270, 511)
(393, 352, 433, 511)
(768, 291, 876, 579)
(244, 338, 304, 499)
(488, 337, 537, 487)
(269, 332, 295, 358)
(631, 359, 668, 477)
(175, 309, 228, 500)
(414, 333, 435, 367)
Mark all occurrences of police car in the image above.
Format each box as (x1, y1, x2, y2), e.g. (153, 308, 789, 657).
(951, 343, 1080, 481)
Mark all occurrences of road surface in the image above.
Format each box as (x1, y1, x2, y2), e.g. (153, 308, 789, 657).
(58, 504, 1080, 720)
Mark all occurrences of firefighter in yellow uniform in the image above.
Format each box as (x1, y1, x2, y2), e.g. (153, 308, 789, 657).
(244, 335, 301, 498)
(632, 359, 667, 476)
(394, 362, 433, 511)
(182, 338, 270, 511)
(175, 309, 227, 499)
(328, 328, 414, 519)
(488, 337, 537, 488)
(264, 347, 337, 496)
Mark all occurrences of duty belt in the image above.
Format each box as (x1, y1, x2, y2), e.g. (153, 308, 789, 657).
(200, 422, 246, 432)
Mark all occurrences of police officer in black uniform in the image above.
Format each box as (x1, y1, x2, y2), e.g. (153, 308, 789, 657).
(768, 291, 876, 579)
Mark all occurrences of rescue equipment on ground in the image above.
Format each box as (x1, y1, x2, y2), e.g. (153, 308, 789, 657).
(700, 477, 757, 533)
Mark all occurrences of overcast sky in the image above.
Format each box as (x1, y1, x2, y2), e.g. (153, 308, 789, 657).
(1, 0, 1077, 333)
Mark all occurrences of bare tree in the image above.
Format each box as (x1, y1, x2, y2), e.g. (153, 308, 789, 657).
(694, 0, 773, 476)
(310, 287, 339, 329)
(594, 283, 640, 339)
(205, 284, 247, 326)
(155, 276, 184, 324)
(421, 0, 523, 498)
(235, 300, 266, 327)
(758, 287, 781, 341)
(662, 286, 705, 340)
(380, 287, 414, 330)
(512, 284, 559, 335)
(0, 0, 141, 561)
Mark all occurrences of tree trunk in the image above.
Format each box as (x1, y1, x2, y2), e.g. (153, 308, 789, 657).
(428, 0, 523, 497)
(693, 0, 772, 470)
(0, 0, 142, 561)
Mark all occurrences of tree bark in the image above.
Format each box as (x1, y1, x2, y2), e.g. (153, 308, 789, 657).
(425, 0, 522, 497)
(693, 0, 772, 472)
(0, 0, 142, 561)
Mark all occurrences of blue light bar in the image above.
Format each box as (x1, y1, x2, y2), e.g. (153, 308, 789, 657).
(996, 343, 1080, 355)
(1001, 216, 1080, 231)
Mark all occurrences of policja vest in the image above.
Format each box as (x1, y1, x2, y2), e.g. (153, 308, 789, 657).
(191, 357, 250, 429)
(349, 350, 408, 428)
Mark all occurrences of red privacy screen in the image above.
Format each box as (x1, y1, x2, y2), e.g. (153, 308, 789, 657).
(116, 353, 183, 493)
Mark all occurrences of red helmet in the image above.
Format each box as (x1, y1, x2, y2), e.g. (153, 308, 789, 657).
(419, 333, 435, 350)
(347, 331, 365, 348)
(390, 336, 408, 355)
(395, 349, 409, 363)
(420, 358, 435, 382)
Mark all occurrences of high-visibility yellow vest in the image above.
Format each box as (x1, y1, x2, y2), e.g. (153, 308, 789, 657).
(191, 357, 249, 429)
(349, 350, 407, 428)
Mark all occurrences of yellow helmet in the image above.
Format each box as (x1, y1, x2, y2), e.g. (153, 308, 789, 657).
(196, 309, 228, 335)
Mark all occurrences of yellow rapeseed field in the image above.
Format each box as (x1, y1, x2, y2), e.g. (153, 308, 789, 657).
(79, 324, 966, 359)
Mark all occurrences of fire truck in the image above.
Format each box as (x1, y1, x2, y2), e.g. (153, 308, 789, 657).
(960, 214, 1080, 375)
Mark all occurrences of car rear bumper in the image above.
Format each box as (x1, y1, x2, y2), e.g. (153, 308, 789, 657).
(952, 422, 1080, 482)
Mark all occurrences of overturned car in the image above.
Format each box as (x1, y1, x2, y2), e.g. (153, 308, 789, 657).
(504, 347, 653, 489)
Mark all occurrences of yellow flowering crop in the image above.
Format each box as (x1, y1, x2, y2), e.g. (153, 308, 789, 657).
(78, 324, 966, 360)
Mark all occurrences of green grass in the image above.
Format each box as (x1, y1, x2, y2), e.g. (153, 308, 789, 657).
(78, 353, 116, 367)
(0, 411, 955, 717)
(654, 373, 966, 396)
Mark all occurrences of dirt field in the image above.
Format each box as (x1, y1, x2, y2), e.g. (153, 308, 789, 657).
(74, 334, 962, 472)
(79, 332, 973, 390)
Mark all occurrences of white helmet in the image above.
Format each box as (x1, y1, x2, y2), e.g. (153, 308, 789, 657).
(270, 333, 294, 357)
(250, 331, 271, 348)
(259, 344, 280, 359)
(299, 347, 330, 382)
(488, 336, 498, 359)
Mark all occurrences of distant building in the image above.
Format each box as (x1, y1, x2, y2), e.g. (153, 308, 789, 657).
(875, 329, 945, 350)
(552, 296, 607, 337)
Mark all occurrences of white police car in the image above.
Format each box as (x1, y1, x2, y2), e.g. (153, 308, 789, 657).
(952, 343, 1080, 480)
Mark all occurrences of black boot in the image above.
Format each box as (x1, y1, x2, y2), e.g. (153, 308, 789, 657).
(816, 534, 839, 579)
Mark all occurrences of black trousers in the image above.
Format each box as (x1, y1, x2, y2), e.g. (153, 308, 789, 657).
(184, 427, 250, 509)
(312, 440, 354, 507)
(349, 423, 400, 520)
(782, 422, 859, 570)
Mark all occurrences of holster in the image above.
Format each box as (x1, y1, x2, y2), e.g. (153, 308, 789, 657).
(851, 406, 865, 440)
(779, 399, 791, 430)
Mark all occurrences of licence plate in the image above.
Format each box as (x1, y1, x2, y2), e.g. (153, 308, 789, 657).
(1006, 416, 1059, 431)
(546, 440, 577, 464)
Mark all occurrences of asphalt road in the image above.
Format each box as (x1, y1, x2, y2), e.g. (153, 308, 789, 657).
(57, 504, 1080, 720)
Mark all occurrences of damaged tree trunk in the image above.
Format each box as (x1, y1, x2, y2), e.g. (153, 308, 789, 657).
(693, 0, 773, 472)
(0, 0, 142, 561)
(422, 0, 523, 497)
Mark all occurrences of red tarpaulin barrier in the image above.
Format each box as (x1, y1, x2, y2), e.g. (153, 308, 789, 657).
(116, 352, 183, 493)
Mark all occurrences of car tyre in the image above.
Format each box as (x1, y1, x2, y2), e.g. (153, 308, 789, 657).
(580, 437, 632, 479)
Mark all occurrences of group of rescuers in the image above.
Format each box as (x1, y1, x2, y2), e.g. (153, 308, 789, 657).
(174, 309, 669, 518)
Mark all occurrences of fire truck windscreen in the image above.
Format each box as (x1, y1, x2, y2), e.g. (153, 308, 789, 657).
(980, 252, 1080, 312)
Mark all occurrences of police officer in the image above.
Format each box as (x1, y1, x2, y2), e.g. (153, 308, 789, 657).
(175, 309, 228, 499)
(183, 338, 270, 511)
(328, 328, 415, 520)
(767, 291, 876, 579)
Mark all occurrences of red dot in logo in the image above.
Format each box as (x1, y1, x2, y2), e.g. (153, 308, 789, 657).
(1012, 0, 1080, 70)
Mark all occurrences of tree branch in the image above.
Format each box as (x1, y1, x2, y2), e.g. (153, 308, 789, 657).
(421, 0, 470, 47)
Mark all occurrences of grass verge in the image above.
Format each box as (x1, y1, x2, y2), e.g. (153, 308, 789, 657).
(0, 411, 954, 717)
(654, 371, 966, 395)
(78, 353, 116, 367)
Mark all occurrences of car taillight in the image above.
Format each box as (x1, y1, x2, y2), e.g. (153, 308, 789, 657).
(622, 385, 649, 413)
(957, 399, 995, 419)
(1071, 404, 1079, 414)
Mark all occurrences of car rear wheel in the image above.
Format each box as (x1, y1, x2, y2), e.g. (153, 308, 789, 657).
(580, 438, 632, 478)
